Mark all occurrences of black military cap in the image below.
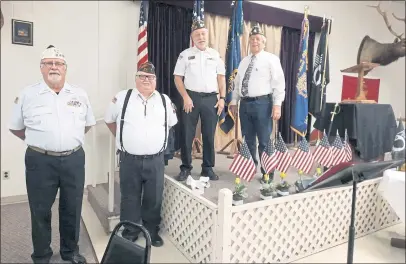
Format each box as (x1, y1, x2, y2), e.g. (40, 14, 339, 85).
(191, 19, 205, 32)
(249, 24, 264, 37)
(138, 61, 155, 74)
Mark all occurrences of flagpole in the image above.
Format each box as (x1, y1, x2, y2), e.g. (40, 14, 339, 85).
(217, 0, 243, 159)
(319, 18, 331, 114)
(290, 5, 309, 150)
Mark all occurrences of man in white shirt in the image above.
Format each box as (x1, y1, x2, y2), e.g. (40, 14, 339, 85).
(230, 25, 286, 182)
(104, 62, 178, 247)
(9, 45, 96, 264)
(173, 19, 226, 181)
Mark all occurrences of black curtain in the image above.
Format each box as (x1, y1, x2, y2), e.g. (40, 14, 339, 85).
(147, 1, 193, 150)
(278, 27, 315, 144)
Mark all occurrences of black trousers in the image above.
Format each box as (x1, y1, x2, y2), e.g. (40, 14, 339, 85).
(119, 152, 164, 235)
(24, 147, 85, 263)
(180, 90, 218, 171)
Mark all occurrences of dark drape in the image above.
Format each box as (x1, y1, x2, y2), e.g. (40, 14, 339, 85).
(278, 27, 315, 144)
(147, 2, 193, 150)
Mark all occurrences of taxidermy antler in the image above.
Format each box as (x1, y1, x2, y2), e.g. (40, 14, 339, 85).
(357, 1, 405, 74)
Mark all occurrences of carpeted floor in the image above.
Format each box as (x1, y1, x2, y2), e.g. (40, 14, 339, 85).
(1, 200, 98, 263)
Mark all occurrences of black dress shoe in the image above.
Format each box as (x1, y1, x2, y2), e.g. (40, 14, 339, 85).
(201, 169, 219, 181)
(150, 233, 164, 247)
(122, 228, 139, 242)
(61, 252, 87, 264)
(175, 169, 190, 181)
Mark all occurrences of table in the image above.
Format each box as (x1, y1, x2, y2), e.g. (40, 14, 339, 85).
(313, 103, 397, 161)
(378, 169, 405, 249)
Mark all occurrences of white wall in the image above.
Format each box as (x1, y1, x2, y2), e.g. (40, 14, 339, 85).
(1, 1, 140, 197)
(252, 1, 405, 117)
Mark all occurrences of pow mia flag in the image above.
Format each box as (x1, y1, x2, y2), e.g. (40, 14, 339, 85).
(308, 19, 330, 118)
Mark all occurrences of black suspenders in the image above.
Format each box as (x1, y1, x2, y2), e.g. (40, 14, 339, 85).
(119, 89, 167, 154)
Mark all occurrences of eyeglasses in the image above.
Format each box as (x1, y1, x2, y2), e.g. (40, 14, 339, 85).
(137, 75, 156, 81)
(40, 61, 67, 68)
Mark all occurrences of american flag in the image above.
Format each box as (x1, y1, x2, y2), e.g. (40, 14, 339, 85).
(343, 129, 352, 162)
(190, 0, 205, 47)
(275, 133, 292, 173)
(313, 132, 332, 167)
(260, 138, 279, 174)
(137, 1, 148, 69)
(291, 137, 314, 174)
(330, 131, 347, 167)
(229, 139, 256, 181)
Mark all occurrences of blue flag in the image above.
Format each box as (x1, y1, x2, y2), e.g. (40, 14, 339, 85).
(291, 16, 310, 137)
(219, 0, 243, 134)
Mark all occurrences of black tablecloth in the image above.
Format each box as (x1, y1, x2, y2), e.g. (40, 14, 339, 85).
(314, 103, 397, 161)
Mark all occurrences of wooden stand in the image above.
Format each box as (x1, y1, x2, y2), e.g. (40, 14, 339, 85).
(192, 118, 203, 159)
(340, 62, 379, 104)
(173, 119, 203, 160)
(217, 111, 242, 159)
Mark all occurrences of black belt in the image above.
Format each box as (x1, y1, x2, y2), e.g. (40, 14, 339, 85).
(187, 90, 217, 97)
(119, 150, 163, 159)
(241, 94, 272, 102)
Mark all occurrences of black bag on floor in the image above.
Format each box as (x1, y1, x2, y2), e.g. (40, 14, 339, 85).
(100, 221, 151, 264)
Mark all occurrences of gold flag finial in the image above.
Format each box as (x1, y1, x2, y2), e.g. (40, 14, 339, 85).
(304, 6, 309, 19)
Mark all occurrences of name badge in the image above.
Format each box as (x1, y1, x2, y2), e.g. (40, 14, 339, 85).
(188, 56, 196, 60)
(67, 99, 82, 108)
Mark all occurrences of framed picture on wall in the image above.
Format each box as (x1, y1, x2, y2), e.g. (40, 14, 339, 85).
(12, 19, 33, 46)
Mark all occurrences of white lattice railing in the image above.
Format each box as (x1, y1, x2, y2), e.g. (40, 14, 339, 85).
(160, 177, 400, 263)
(161, 176, 219, 263)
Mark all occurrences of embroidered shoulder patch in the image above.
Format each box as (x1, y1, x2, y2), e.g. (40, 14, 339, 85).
(112, 97, 117, 103)
(14, 97, 19, 104)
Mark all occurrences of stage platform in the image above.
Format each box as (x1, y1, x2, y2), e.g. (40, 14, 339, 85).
(159, 154, 400, 263)
(88, 151, 400, 263)
(164, 152, 304, 204)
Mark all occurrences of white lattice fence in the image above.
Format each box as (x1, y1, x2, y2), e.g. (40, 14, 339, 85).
(160, 176, 218, 263)
(222, 178, 400, 263)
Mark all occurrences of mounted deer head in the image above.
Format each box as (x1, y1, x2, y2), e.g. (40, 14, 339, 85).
(357, 1, 405, 73)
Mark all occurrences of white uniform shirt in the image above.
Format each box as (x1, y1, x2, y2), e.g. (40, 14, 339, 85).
(173, 46, 226, 93)
(104, 89, 178, 155)
(8, 82, 96, 152)
(231, 50, 286, 106)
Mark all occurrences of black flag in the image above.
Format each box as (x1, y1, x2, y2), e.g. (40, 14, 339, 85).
(308, 19, 330, 118)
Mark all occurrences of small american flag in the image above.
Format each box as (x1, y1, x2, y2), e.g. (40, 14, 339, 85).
(343, 129, 352, 162)
(291, 137, 314, 174)
(229, 139, 256, 181)
(330, 131, 347, 167)
(313, 132, 332, 167)
(275, 133, 292, 173)
(260, 138, 279, 174)
(137, 1, 148, 68)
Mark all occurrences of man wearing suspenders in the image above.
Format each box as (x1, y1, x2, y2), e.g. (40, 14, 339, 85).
(104, 62, 178, 247)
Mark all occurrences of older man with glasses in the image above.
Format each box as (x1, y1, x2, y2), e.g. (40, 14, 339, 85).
(104, 61, 178, 247)
(8, 45, 96, 264)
